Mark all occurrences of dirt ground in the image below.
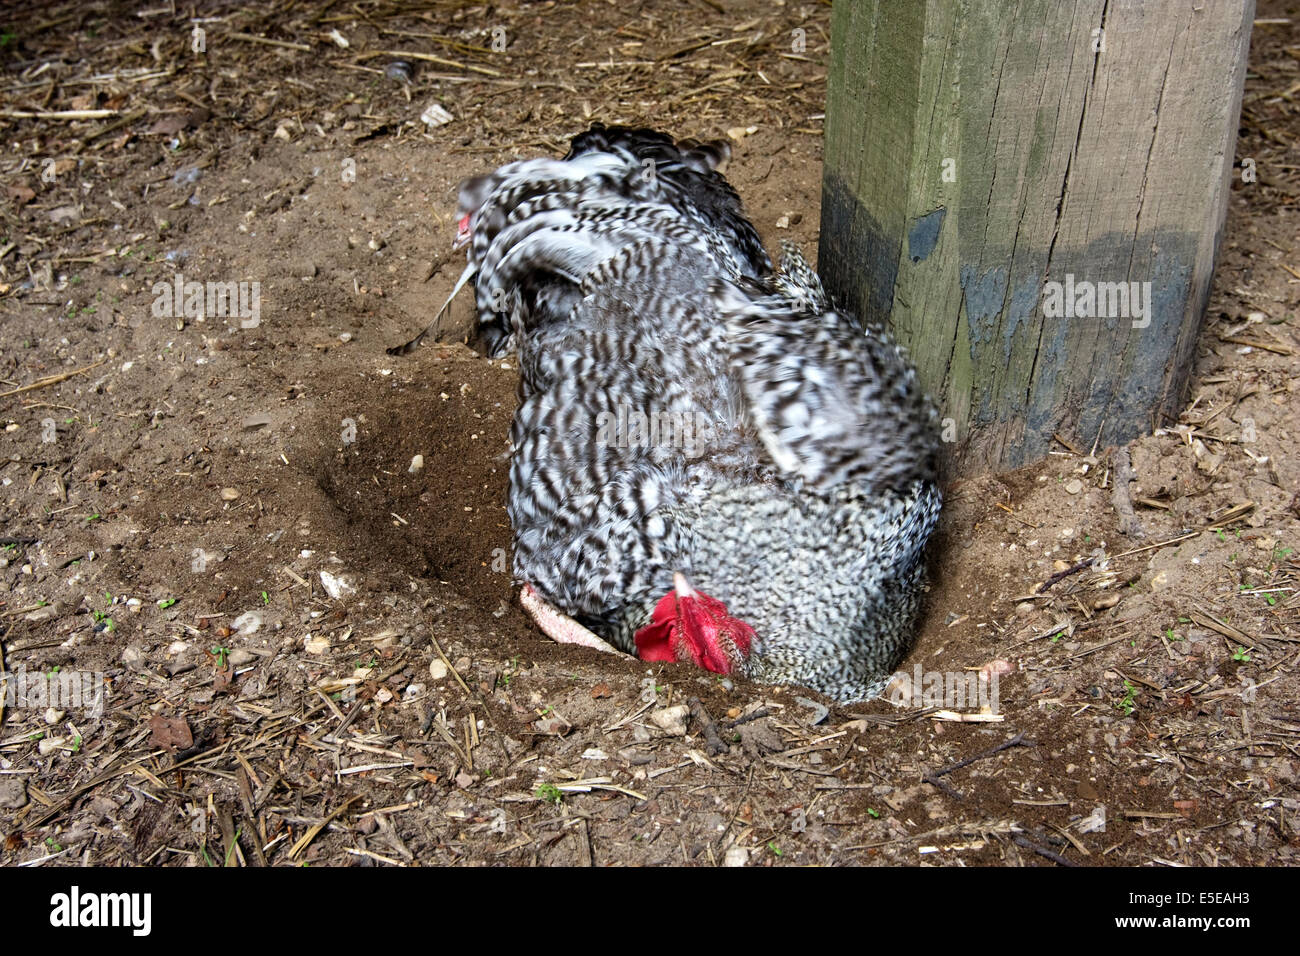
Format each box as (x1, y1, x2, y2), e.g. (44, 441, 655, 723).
(0, 1, 1296, 867)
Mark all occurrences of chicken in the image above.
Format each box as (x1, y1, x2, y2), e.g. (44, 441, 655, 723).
(450, 123, 941, 703)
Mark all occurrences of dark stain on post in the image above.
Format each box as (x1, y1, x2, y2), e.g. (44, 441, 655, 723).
(906, 207, 946, 263)
(819, 170, 901, 330)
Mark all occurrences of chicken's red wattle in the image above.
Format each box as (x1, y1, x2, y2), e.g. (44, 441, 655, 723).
(634, 581, 754, 674)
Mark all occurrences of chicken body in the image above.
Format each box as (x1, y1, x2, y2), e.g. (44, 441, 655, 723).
(459, 124, 941, 703)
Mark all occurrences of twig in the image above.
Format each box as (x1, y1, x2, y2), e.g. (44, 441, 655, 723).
(1111, 530, 1200, 559)
(0, 359, 108, 399)
(1037, 556, 1096, 593)
(929, 710, 1005, 722)
(429, 632, 472, 696)
(688, 697, 728, 755)
(0, 109, 117, 119)
(357, 49, 502, 78)
(1012, 833, 1079, 867)
(228, 32, 313, 52)
(1188, 606, 1269, 652)
(928, 732, 1032, 781)
(551, 777, 647, 800)
(1110, 446, 1146, 538)
(287, 795, 361, 860)
(922, 774, 965, 800)
(1218, 335, 1293, 355)
(1053, 432, 1084, 455)
(721, 707, 771, 729)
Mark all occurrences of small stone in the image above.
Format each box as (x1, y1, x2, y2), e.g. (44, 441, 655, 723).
(48, 205, 79, 225)
(420, 103, 454, 127)
(429, 658, 448, 680)
(44, 708, 65, 725)
(1064, 478, 1084, 495)
(227, 649, 256, 667)
(1192, 439, 1222, 475)
(220, 487, 240, 501)
(408, 454, 425, 474)
(121, 646, 146, 670)
(979, 659, 1016, 679)
(24, 602, 61, 623)
(385, 60, 414, 83)
(38, 736, 66, 756)
(534, 714, 571, 736)
(1093, 593, 1120, 610)
(1077, 804, 1107, 834)
(650, 704, 690, 736)
(319, 570, 356, 601)
(0, 777, 28, 810)
(303, 634, 330, 654)
(231, 611, 262, 635)
(723, 846, 750, 867)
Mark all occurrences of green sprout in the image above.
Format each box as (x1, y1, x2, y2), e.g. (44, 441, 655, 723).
(1115, 679, 1138, 717)
(534, 783, 563, 805)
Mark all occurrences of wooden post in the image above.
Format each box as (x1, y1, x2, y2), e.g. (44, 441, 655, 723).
(820, 0, 1254, 475)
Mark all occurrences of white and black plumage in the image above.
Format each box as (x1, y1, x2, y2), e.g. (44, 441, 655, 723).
(453, 123, 941, 703)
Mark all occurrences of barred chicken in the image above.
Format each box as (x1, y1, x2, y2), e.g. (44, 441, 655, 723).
(449, 123, 941, 703)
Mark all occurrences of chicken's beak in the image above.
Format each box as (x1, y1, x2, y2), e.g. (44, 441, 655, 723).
(452, 213, 472, 251)
(673, 571, 696, 599)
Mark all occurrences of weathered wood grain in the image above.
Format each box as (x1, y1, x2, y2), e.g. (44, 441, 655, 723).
(821, 0, 1254, 474)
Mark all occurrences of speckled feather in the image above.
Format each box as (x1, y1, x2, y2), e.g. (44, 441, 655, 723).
(458, 124, 941, 703)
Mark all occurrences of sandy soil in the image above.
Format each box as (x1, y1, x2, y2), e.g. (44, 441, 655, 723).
(0, 1, 1296, 866)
